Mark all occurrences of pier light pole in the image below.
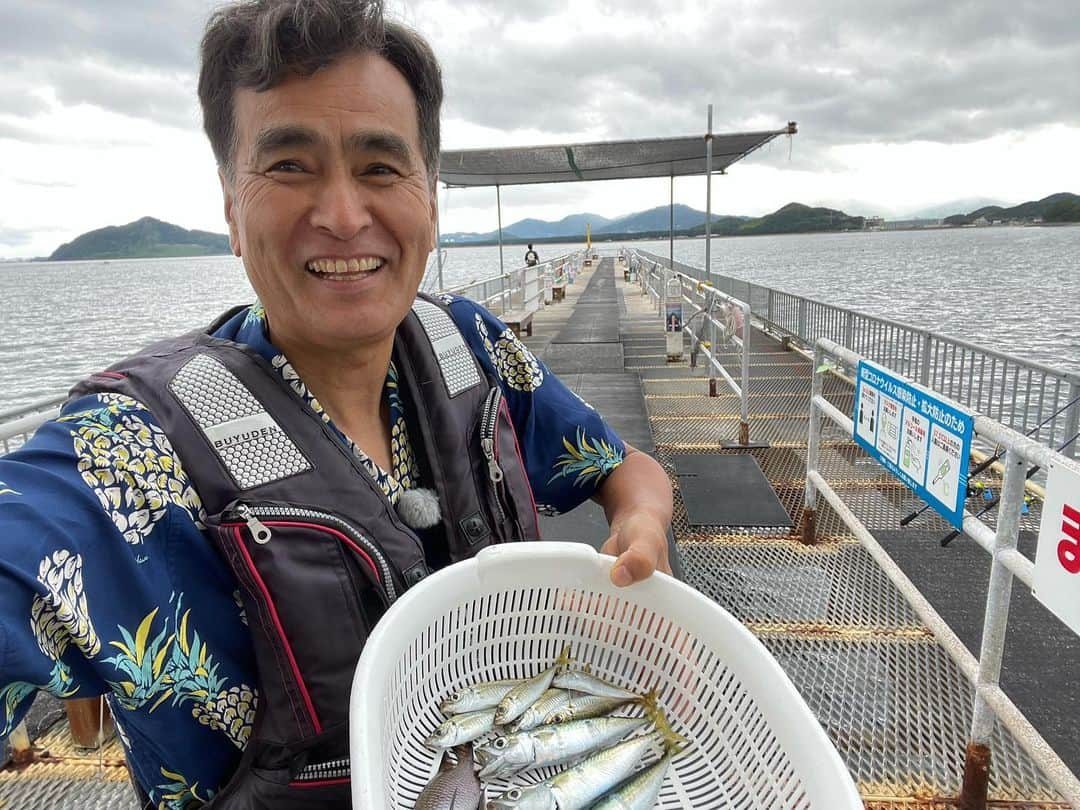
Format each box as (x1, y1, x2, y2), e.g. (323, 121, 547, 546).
(704, 104, 714, 284)
(496, 184, 507, 313)
(669, 175, 674, 271)
(435, 187, 444, 291)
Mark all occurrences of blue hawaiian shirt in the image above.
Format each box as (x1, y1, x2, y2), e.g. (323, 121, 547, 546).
(0, 296, 624, 807)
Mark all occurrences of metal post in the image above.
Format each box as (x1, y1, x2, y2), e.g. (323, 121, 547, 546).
(1063, 379, 1080, 460)
(802, 342, 824, 544)
(435, 188, 444, 292)
(496, 184, 507, 314)
(959, 448, 1027, 810)
(669, 174, 675, 271)
(920, 330, 933, 387)
(739, 301, 751, 445)
(704, 104, 714, 281)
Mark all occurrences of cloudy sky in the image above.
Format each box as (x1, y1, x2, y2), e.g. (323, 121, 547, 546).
(1, 0, 1078, 258)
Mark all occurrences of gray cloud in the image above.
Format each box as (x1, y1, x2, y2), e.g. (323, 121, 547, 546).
(437, 0, 1080, 159)
(1, 0, 1077, 160)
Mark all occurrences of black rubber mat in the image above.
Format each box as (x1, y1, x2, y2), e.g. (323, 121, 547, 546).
(674, 453, 793, 527)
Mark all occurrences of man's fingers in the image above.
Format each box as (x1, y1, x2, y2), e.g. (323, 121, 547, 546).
(612, 540, 663, 586)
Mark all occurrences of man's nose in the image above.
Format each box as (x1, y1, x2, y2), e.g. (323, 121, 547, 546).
(310, 170, 373, 239)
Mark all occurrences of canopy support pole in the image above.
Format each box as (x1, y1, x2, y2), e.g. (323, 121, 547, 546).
(435, 186, 444, 291)
(496, 184, 507, 313)
(704, 104, 714, 282)
(669, 175, 674, 271)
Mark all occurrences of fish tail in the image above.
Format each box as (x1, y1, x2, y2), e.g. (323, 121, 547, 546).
(635, 686, 660, 711)
(555, 644, 573, 671)
(647, 703, 689, 755)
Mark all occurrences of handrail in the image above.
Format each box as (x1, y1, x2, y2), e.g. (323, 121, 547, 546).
(444, 249, 583, 315)
(0, 395, 66, 455)
(805, 337, 1080, 808)
(636, 248, 1080, 457)
(630, 250, 755, 445)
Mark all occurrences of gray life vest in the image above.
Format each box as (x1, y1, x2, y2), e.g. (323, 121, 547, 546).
(71, 294, 539, 808)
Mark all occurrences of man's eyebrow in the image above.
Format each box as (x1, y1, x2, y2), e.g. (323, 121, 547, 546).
(252, 125, 325, 160)
(347, 131, 415, 164)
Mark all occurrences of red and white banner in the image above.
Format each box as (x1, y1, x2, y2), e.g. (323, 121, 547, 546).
(1033, 459, 1080, 636)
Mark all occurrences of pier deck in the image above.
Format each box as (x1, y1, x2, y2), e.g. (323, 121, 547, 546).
(2, 257, 1077, 808)
(535, 258, 1078, 808)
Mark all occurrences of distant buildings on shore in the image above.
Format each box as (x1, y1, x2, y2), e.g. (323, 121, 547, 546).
(863, 216, 1046, 231)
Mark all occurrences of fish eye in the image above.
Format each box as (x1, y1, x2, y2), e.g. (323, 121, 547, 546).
(507, 789, 522, 799)
(447, 691, 461, 701)
(494, 737, 508, 749)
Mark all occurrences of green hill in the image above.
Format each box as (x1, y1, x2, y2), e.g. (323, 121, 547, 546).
(50, 217, 231, 260)
(943, 193, 1080, 226)
(687, 202, 863, 236)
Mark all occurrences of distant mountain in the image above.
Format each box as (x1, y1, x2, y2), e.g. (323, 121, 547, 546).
(443, 205, 743, 244)
(596, 204, 744, 234)
(50, 217, 231, 261)
(942, 193, 1080, 226)
(686, 202, 864, 237)
(904, 198, 1006, 220)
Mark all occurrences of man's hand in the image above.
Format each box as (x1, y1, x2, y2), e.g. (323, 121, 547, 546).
(601, 509, 672, 586)
(592, 444, 674, 587)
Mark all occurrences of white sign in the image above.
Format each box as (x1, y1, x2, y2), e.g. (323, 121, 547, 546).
(899, 408, 930, 482)
(1033, 460, 1080, 635)
(876, 394, 902, 465)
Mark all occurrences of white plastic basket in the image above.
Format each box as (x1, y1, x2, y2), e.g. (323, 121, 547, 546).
(350, 542, 861, 808)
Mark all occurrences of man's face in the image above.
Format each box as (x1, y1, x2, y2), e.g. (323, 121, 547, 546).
(221, 52, 437, 355)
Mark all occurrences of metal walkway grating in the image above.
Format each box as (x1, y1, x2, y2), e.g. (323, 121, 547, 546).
(621, 278, 1067, 806)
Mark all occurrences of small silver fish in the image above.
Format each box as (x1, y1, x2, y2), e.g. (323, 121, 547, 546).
(486, 731, 660, 810)
(476, 716, 649, 780)
(545, 694, 632, 725)
(416, 745, 483, 810)
(552, 668, 638, 701)
(588, 750, 676, 809)
(440, 678, 522, 715)
(495, 646, 573, 725)
(425, 708, 498, 748)
(509, 688, 574, 733)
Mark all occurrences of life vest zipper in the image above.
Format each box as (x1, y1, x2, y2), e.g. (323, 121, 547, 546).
(480, 387, 508, 525)
(233, 504, 398, 603)
(291, 757, 351, 784)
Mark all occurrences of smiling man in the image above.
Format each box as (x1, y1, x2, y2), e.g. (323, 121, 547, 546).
(0, 0, 672, 806)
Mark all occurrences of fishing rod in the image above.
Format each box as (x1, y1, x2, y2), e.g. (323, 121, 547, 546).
(899, 390, 1080, 526)
(939, 428, 1080, 547)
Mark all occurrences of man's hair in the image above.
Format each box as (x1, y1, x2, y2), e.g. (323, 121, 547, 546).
(198, 0, 443, 184)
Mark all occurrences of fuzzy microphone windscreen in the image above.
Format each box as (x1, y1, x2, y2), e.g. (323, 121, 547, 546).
(395, 487, 441, 529)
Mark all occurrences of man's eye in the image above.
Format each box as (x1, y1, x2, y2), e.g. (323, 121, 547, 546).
(267, 160, 304, 173)
(365, 164, 399, 177)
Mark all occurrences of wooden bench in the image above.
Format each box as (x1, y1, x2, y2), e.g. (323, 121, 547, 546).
(502, 309, 534, 337)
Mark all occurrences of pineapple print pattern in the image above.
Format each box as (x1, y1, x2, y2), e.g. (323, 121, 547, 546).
(241, 300, 266, 331)
(60, 394, 204, 546)
(549, 428, 624, 487)
(192, 685, 255, 749)
(103, 597, 256, 748)
(475, 314, 544, 392)
(271, 354, 418, 503)
(32, 549, 101, 660)
(156, 767, 213, 809)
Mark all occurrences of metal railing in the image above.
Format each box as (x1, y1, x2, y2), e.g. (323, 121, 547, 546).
(445, 250, 583, 316)
(636, 249, 1080, 458)
(805, 337, 1080, 808)
(0, 395, 66, 455)
(633, 251, 756, 445)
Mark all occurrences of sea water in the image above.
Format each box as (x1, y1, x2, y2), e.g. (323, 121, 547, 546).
(0, 226, 1077, 413)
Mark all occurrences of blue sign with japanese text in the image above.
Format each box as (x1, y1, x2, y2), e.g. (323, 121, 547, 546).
(853, 360, 974, 529)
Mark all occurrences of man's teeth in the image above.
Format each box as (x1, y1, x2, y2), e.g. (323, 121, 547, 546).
(306, 257, 383, 274)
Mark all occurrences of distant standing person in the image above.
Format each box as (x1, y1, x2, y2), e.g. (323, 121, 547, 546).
(524, 243, 539, 266)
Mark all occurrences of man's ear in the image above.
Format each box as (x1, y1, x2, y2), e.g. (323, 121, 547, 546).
(219, 168, 242, 258)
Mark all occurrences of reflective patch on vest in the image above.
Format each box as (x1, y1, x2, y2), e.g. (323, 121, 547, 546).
(169, 353, 312, 489)
(411, 299, 482, 397)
